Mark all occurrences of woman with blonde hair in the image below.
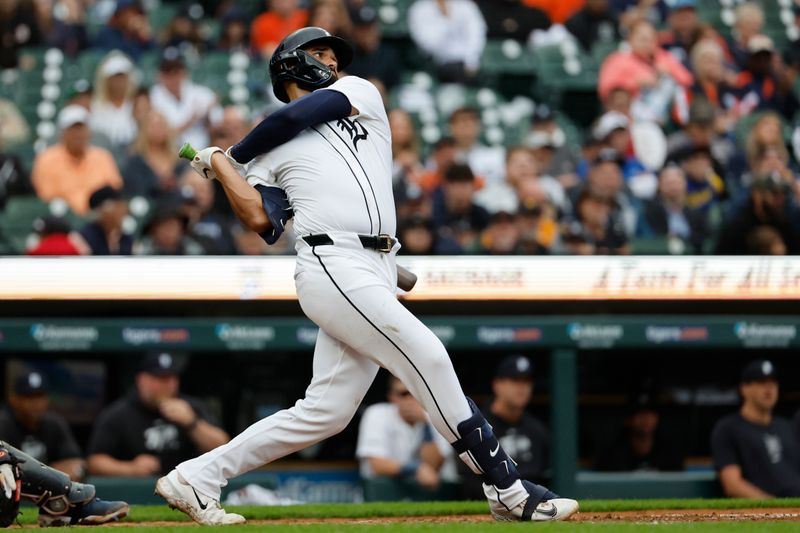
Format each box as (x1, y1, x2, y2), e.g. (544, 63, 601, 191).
(89, 51, 139, 150)
(120, 109, 186, 199)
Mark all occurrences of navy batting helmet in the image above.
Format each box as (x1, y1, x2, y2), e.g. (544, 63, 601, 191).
(269, 27, 353, 103)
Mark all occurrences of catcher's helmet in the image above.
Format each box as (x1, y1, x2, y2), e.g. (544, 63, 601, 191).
(269, 27, 353, 103)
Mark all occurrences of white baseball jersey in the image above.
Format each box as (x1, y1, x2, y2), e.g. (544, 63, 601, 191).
(245, 76, 396, 238)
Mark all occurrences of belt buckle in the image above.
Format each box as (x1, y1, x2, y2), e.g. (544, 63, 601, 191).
(377, 234, 394, 253)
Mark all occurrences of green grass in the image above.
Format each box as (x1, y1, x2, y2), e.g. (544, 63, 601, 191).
(77, 526, 800, 533)
(14, 498, 800, 528)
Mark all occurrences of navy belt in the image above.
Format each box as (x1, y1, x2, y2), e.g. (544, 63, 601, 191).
(302, 233, 396, 253)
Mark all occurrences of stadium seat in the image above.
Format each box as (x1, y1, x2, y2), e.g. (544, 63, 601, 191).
(0, 196, 50, 253)
(480, 40, 538, 77)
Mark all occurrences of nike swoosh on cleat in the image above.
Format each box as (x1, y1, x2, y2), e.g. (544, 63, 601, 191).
(489, 443, 500, 457)
(192, 488, 208, 510)
(536, 504, 558, 518)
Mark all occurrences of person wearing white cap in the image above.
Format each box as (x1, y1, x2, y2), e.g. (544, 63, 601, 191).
(89, 52, 139, 150)
(31, 104, 123, 215)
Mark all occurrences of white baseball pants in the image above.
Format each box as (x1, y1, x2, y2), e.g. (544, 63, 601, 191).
(177, 233, 472, 499)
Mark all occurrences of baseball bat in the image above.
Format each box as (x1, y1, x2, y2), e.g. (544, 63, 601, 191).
(178, 142, 197, 161)
(397, 265, 418, 292)
(179, 143, 418, 291)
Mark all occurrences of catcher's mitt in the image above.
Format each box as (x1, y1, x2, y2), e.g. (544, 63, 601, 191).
(0, 447, 21, 528)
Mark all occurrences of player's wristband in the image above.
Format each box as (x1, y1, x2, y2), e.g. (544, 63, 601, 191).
(400, 461, 420, 477)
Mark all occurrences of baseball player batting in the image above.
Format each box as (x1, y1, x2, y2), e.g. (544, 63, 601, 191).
(155, 27, 578, 524)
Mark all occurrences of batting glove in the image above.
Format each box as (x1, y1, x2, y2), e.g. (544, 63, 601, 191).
(190, 146, 224, 180)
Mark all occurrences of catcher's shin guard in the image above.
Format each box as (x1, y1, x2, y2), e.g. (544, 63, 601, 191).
(451, 399, 556, 501)
(0, 442, 94, 517)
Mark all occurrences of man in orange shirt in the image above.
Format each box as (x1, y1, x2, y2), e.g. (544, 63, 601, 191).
(251, 0, 308, 58)
(31, 105, 123, 215)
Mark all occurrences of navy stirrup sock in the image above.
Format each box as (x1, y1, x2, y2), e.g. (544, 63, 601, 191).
(452, 398, 558, 501)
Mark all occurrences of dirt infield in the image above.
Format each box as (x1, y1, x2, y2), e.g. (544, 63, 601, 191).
(99, 508, 800, 526)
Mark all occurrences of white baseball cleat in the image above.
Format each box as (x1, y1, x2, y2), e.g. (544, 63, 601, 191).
(490, 497, 579, 522)
(155, 470, 245, 525)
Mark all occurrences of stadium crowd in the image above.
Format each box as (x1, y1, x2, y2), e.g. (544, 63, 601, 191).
(1, 0, 800, 255)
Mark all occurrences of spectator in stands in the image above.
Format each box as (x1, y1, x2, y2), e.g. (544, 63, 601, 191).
(135, 191, 206, 255)
(408, 0, 487, 84)
(431, 163, 490, 252)
(0, 370, 84, 480)
(448, 107, 505, 185)
(746, 225, 787, 255)
(715, 170, 800, 255)
(599, 19, 693, 122)
(0, 0, 43, 69)
(411, 137, 458, 198)
(346, 5, 401, 90)
(251, 0, 307, 58)
(215, 7, 250, 53)
(150, 47, 220, 150)
(209, 106, 250, 151)
(179, 168, 237, 254)
(75, 185, 133, 255)
(736, 35, 800, 121)
(680, 40, 738, 127)
(565, 0, 621, 52)
(357, 375, 456, 498)
(743, 135, 795, 191)
(0, 127, 31, 207)
(475, 0, 550, 42)
(308, 0, 353, 39)
(638, 164, 706, 253)
(522, 0, 582, 24)
(525, 105, 578, 183)
(669, 98, 737, 178)
(728, 2, 764, 72)
(93, 0, 153, 62)
(37, 0, 88, 57)
(25, 216, 81, 255)
(122, 110, 184, 199)
(562, 188, 630, 255)
(516, 201, 560, 254)
(595, 387, 684, 471)
(459, 355, 550, 499)
(479, 210, 521, 254)
(671, 144, 725, 213)
(397, 214, 462, 255)
(477, 145, 565, 214)
(389, 109, 424, 194)
(0, 97, 30, 148)
(658, 0, 703, 67)
(31, 104, 123, 215)
(161, 3, 208, 55)
(88, 352, 229, 477)
(89, 53, 138, 152)
(711, 359, 800, 498)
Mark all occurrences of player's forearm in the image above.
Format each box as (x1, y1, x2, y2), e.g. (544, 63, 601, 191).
(210, 152, 272, 233)
(87, 454, 138, 477)
(366, 456, 403, 476)
(722, 477, 773, 499)
(50, 458, 86, 481)
(419, 442, 444, 470)
(189, 420, 230, 452)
